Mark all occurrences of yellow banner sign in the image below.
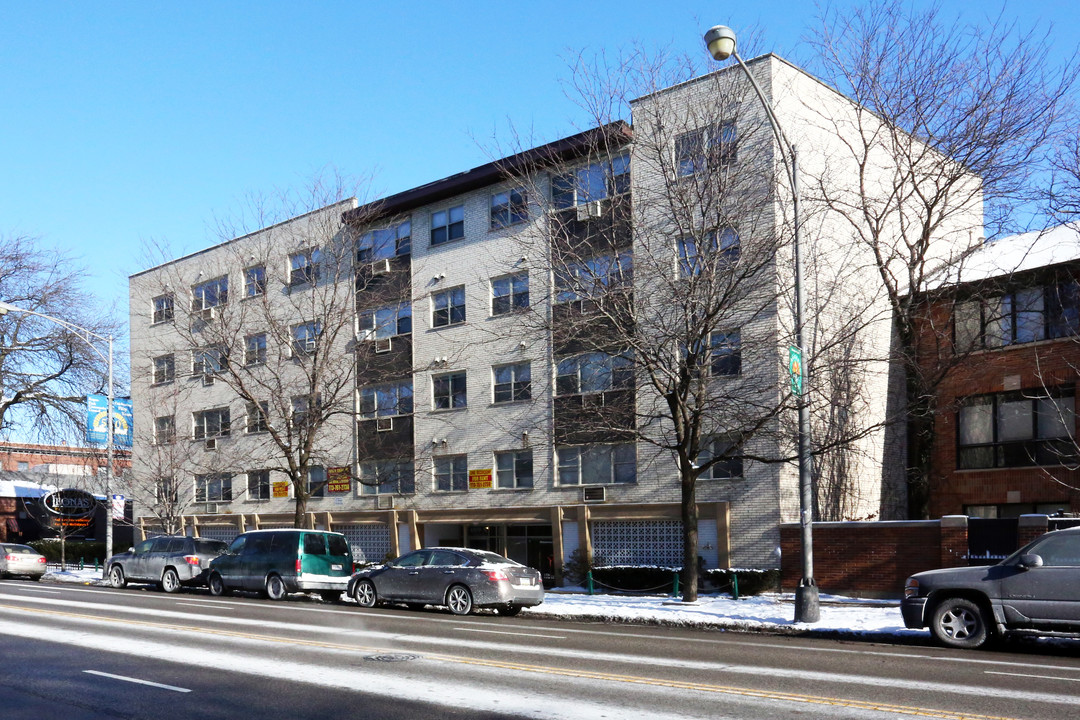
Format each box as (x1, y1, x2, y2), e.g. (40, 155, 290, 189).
(468, 469, 493, 490)
(272, 481, 290, 498)
(327, 466, 351, 494)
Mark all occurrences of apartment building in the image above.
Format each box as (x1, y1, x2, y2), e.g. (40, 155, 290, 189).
(129, 55, 981, 581)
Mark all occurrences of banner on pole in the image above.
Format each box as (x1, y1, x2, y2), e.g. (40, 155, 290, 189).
(86, 395, 133, 447)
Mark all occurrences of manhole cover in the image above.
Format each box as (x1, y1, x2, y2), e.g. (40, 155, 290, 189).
(363, 653, 419, 663)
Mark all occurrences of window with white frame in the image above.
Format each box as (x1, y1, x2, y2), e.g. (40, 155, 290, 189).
(359, 303, 412, 340)
(433, 371, 467, 410)
(551, 153, 630, 208)
(358, 460, 415, 495)
(152, 294, 174, 324)
(289, 248, 321, 286)
(359, 381, 413, 418)
(192, 345, 228, 376)
(430, 205, 464, 246)
(432, 286, 466, 327)
(675, 122, 736, 176)
(193, 408, 230, 440)
(191, 276, 228, 311)
(246, 401, 269, 434)
(291, 395, 320, 431)
(493, 363, 531, 403)
(495, 450, 533, 489)
(556, 352, 632, 395)
(491, 273, 529, 315)
(153, 415, 175, 445)
(697, 436, 744, 480)
(291, 321, 321, 356)
(152, 354, 175, 384)
(358, 219, 411, 262)
(678, 227, 740, 276)
(710, 330, 741, 376)
(244, 333, 267, 366)
(555, 252, 632, 303)
(490, 188, 528, 229)
(244, 265, 266, 298)
(195, 473, 232, 503)
(305, 465, 326, 498)
(557, 444, 636, 485)
(434, 455, 468, 492)
(247, 469, 270, 500)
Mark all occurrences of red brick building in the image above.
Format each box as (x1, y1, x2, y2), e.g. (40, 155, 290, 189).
(919, 226, 1080, 518)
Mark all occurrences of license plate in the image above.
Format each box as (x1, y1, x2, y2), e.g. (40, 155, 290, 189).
(514, 578, 533, 586)
(331, 564, 342, 571)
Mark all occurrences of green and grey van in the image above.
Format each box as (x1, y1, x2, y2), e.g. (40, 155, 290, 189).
(206, 529, 353, 601)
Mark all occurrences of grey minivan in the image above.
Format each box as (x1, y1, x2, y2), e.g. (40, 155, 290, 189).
(206, 529, 353, 601)
(106, 536, 229, 592)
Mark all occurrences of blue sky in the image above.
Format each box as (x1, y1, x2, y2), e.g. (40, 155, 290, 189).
(1, 1, 1077, 329)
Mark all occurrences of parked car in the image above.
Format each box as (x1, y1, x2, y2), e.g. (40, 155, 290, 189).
(902, 526, 1080, 648)
(106, 536, 229, 592)
(206, 529, 352, 601)
(0, 543, 47, 580)
(348, 547, 544, 616)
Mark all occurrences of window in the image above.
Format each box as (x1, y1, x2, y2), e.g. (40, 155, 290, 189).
(491, 273, 529, 315)
(359, 303, 412, 340)
(954, 279, 1080, 351)
(305, 466, 326, 498)
(193, 408, 230, 440)
(678, 228, 740, 276)
(246, 401, 268, 434)
(152, 354, 175, 384)
(432, 286, 466, 327)
(675, 122, 736, 176)
(557, 444, 636, 485)
(358, 460, 415, 495)
(556, 352, 632, 395)
(192, 345, 228, 376)
(244, 333, 267, 366)
(195, 473, 232, 503)
(552, 153, 630, 208)
(244, 265, 266, 298)
(493, 363, 531, 403)
(698, 437, 743, 480)
(555, 252, 632, 303)
(192, 276, 228, 311)
(434, 455, 468, 492)
(153, 415, 175, 445)
(292, 395, 320, 431)
(490, 188, 528, 229)
(289, 248, 321, 286)
(247, 470, 270, 500)
(359, 381, 413, 418)
(292, 321, 322, 356)
(152, 294, 174, 324)
(433, 372, 467, 410)
(358, 219, 411, 261)
(431, 205, 464, 246)
(710, 330, 741, 376)
(495, 450, 533, 489)
(958, 388, 1077, 469)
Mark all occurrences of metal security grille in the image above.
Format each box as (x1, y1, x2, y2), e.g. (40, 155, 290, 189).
(591, 520, 683, 567)
(197, 525, 239, 544)
(335, 524, 392, 564)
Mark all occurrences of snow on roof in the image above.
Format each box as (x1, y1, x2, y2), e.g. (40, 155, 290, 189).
(947, 224, 1080, 287)
(0, 471, 59, 498)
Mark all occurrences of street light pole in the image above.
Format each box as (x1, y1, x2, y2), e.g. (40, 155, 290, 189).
(704, 25, 820, 623)
(0, 300, 117, 567)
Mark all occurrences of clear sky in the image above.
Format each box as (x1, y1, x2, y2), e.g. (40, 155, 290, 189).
(1, 1, 1077, 342)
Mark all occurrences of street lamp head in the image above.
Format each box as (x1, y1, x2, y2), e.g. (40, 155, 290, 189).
(704, 25, 737, 61)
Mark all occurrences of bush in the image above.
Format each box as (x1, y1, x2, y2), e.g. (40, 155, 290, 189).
(28, 539, 132, 564)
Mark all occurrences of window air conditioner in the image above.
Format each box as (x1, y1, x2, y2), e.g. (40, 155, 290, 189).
(374, 337, 392, 353)
(370, 259, 392, 275)
(200, 307, 217, 321)
(304, 339, 317, 353)
(582, 393, 605, 408)
(204, 437, 217, 451)
(204, 502, 223, 515)
(375, 495, 394, 510)
(202, 373, 215, 387)
(376, 417, 393, 432)
(576, 201, 602, 221)
(582, 486, 606, 503)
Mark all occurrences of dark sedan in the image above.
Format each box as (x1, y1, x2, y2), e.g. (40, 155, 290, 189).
(348, 547, 544, 616)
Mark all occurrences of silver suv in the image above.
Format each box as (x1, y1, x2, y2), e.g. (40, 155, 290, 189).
(106, 535, 229, 593)
(902, 526, 1080, 648)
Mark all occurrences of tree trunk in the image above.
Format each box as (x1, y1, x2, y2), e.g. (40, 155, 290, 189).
(293, 489, 308, 529)
(680, 472, 699, 602)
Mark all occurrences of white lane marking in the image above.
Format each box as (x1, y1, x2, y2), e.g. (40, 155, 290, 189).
(455, 627, 566, 639)
(987, 670, 1080, 682)
(12, 587, 61, 594)
(83, 669, 191, 693)
(176, 602, 234, 610)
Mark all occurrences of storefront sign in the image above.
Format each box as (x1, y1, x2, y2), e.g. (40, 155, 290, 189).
(468, 469, 493, 490)
(327, 467, 351, 493)
(41, 489, 97, 518)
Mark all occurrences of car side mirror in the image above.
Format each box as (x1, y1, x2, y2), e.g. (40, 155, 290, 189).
(1019, 553, 1044, 570)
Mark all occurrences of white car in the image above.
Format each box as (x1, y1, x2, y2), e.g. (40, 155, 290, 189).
(0, 543, 47, 580)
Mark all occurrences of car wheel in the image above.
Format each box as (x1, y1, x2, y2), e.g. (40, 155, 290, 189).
(108, 565, 126, 589)
(208, 572, 229, 596)
(319, 591, 341, 603)
(161, 568, 181, 593)
(500, 603, 523, 617)
(353, 579, 378, 608)
(265, 574, 287, 601)
(930, 597, 989, 649)
(446, 585, 473, 616)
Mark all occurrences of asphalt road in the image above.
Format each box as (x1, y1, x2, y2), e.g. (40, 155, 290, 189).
(1, 578, 1079, 720)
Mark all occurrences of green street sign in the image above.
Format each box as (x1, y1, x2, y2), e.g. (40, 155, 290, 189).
(788, 345, 804, 397)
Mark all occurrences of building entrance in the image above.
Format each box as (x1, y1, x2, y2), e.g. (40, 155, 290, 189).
(465, 524, 553, 580)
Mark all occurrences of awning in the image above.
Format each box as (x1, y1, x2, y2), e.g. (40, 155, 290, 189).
(5, 517, 19, 533)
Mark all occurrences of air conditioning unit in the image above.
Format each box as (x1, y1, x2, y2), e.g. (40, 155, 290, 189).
(375, 495, 395, 510)
(581, 297, 604, 314)
(204, 437, 217, 451)
(374, 337, 392, 353)
(203, 502, 223, 514)
(202, 373, 215, 387)
(303, 339, 317, 353)
(582, 486, 607, 503)
(370, 259, 392, 275)
(576, 201, 602, 221)
(582, 393, 605, 408)
(376, 417, 393, 432)
(200, 307, 217, 321)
